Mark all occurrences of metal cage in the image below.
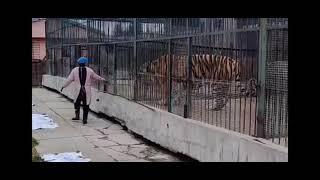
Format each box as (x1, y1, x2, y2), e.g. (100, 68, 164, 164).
(45, 18, 288, 147)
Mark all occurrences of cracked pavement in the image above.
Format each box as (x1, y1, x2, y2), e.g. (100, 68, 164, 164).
(32, 87, 191, 162)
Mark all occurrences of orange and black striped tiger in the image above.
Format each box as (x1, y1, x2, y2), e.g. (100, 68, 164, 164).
(140, 54, 245, 110)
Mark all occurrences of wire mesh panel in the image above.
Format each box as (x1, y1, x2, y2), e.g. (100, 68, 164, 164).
(99, 45, 116, 94)
(87, 45, 101, 89)
(189, 31, 259, 136)
(62, 19, 88, 45)
(46, 18, 63, 48)
(88, 18, 135, 43)
(170, 39, 188, 116)
(114, 43, 135, 99)
(137, 18, 170, 39)
(70, 45, 81, 68)
(61, 46, 71, 78)
(53, 47, 63, 77)
(46, 48, 54, 75)
(98, 45, 114, 93)
(265, 21, 288, 146)
(136, 40, 169, 110)
(32, 61, 47, 86)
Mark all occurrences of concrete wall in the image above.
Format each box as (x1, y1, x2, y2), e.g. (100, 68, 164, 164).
(42, 75, 288, 162)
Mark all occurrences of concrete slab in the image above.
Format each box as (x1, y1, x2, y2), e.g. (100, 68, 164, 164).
(45, 102, 74, 109)
(121, 159, 150, 162)
(84, 118, 114, 128)
(106, 133, 143, 145)
(32, 126, 80, 140)
(69, 123, 102, 136)
(36, 137, 115, 162)
(84, 135, 119, 147)
(100, 147, 139, 161)
(127, 146, 149, 159)
(36, 136, 89, 154)
(51, 109, 76, 119)
(107, 124, 124, 130)
(32, 114, 80, 140)
(109, 145, 130, 153)
(98, 129, 127, 135)
(32, 86, 190, 162)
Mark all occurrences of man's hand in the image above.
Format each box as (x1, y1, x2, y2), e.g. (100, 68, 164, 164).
(60, 87, 64, 92)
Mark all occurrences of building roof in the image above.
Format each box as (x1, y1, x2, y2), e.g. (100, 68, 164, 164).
(32, 18, 46, 22)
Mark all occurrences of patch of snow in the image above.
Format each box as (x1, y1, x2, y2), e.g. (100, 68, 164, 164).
(32, 114, 58, 130)
(42, 152, 91, 162)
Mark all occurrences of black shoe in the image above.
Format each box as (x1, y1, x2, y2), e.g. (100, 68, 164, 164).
(72, 110, 80, 120)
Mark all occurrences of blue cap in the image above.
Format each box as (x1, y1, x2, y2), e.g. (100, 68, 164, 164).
(77, 57, 88, 64)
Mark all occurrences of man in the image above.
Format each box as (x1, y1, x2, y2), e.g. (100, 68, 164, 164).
(61, 57, 105, 124)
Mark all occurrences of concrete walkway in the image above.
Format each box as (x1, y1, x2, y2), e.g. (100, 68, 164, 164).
(32, 87, 190, 162)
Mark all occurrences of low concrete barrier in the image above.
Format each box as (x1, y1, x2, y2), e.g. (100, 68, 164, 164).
(42, 75, 288, 162)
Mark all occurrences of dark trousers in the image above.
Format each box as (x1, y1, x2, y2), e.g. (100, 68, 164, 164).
(74, 87, 89, 120)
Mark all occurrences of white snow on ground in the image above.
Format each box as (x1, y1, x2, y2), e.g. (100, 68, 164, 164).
(42, 152, 91, 162)
(32, 114, 58, 130)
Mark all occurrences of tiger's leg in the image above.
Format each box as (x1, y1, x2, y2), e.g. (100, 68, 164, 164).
(212, 82, 229, 111)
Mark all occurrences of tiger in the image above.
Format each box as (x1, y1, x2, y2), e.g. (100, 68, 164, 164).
(139, 54, 247, 110)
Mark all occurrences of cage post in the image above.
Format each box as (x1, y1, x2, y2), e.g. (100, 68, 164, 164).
(113, 44, 117, 95)
(97, 45, 101, 91)
(168, 39, 172, 112)
(184, 37, 192, 118)
(257, 18, 267, 138)
(133, 18, 138, 100)
(61, 19, 64, 47)
(86, 18, 89, 43)
(186, 18, 189, 34)
(169, 18, 172, 36)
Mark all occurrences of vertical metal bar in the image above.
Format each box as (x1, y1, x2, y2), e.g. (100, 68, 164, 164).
(168, 39, 172, 112)
(113, 44, 117, 95)
(166, 18, 173, 112)
(106, 45, 110, 93)
(169, 18, 172, 36)
(243, 31, 248, 134)
(133, 18, 138, 100)
(279, 27, 286, 145)
(272, 29, 280, 142)
(253, 31, 259, 136)
(186, 18, 189, 35)
(86, 18, 89, 44)
(249, 50, 253, 135)
(97, 45, 101, 91)
(61, 19, 64, 47)
(185, 37, 192, 118)
(257, 18, 267, 138)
